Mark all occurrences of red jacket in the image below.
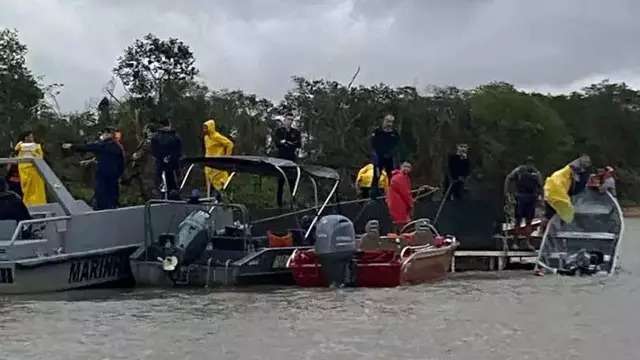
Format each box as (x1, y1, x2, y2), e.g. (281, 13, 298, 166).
(386, 170, 413, 225)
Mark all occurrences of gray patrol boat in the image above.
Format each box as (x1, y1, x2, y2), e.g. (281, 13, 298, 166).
(130, 156, 340, 287)
(0, 158, 148, 294)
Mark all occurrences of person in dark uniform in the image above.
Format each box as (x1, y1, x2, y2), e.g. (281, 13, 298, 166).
(273, 111, 301, 208)
(445, 144, 471, 200)
(369, 113, 400, 199)
(504, 156, 543, 247)
(0, 178, 31, 222)
(5, 163, 22, 197)
(150, 119, 183, 197)
(63, 128, 125, 210)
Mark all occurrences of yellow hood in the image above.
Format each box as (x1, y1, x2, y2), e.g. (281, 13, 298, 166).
(204, 119, 217, 135)
(203, 118, 234, 158)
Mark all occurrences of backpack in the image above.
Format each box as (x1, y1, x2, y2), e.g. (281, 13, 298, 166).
(516, 167, 540, 195)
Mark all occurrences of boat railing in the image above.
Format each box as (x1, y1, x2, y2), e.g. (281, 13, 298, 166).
(8, 216, 71, 246)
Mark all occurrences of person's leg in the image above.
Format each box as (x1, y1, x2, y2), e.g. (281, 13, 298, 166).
(451, 180, 462, 200)
(154, 162, 167, 198)
(382, 158, 394, 188)
(165, 165, 178, 192)
(360, 187, 370, 199)
(112, 177, 120, 209)
(94, 177, 106, 210)
(370, 154, 382, 199)
(522, 197, 537, 250)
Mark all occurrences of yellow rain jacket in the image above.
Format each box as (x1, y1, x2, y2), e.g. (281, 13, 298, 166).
(356, 164, 389, 191)
(203, 119, 234, 190)
(15, 142, 47, 206)
(544, 165, 575, 223)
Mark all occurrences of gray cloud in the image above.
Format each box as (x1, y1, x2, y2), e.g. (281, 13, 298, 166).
(2, 0, 640, 111)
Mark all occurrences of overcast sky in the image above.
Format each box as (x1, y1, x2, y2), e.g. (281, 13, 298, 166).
(2, 0, 640, 111)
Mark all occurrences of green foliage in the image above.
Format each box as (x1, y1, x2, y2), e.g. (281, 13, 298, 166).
(4, 29, 640, 206)
(113, 33, 199, 121)
(0, 29, 44, 147)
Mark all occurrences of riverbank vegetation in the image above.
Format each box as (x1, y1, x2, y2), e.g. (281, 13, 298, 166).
(2, 29, 640, 207)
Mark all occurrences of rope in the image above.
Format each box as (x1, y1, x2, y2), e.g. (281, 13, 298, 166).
(251, 187, 438, 225)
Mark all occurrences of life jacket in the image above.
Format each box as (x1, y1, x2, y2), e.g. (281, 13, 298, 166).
(516, 167, 540, 195)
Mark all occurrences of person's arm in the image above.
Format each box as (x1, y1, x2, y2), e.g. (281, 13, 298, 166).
(12, 195, 32, 221)
(71, 142, 103, 154)
(216, 133, 234, 155)
(503, 167, 518, 195)
(35, 144, 44, 159)
(370, 130, 379, 154)
(355, 168, 364, 192)
(273, 128, 285, 150)
(291, 129, 302, 149)
(537, 171, 544, 196)
(150, 135, 161, 160)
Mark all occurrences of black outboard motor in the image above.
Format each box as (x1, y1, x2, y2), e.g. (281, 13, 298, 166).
(315, 215, 357, 287)
(559, 249, 605, 276)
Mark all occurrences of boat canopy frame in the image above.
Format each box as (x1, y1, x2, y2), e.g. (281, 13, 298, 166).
(181, 156, 340, 208)
(180, 156, 341, 241)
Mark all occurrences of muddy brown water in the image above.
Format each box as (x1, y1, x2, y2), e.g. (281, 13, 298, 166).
(1, 220, 639, 360)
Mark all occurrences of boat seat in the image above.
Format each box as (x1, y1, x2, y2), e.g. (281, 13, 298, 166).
(413, 229, 434, 246)
(0, 220, 17, 240)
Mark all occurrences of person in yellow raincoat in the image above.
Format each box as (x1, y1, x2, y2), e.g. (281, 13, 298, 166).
(14, 131, 47, 206)
(355, 163, 389, 199)
(203, 119, 234, 192)
(543, 155, 592, 224)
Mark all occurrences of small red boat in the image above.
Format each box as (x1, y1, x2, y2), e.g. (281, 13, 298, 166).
(287, 219, 458, 287)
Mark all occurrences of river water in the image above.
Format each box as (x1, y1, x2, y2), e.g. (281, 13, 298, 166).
(1, 220, 639, 360)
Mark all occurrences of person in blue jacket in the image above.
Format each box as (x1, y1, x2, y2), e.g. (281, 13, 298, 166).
(63, 127, 125, 210)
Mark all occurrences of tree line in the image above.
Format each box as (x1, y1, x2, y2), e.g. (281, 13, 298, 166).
(2, 29, 640, 207)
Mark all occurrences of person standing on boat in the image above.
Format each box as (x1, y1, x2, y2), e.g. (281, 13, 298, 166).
(203, 119, 234, 196)
(444, 144, 471, 200)
(543, 155, 592, 224)
(62, 127, 125, 210)
(5, 162, 22, 197)
(370, 113, 400, 199)
(14, 131, 47, 206)
(0, 178, 31, 223)
(151, 119, 183, 197)
(599, 166, 617, 196)
(273, 111, 302, 207)
(387, 162, 414, 231)
(504, 156, 543, 247)
(355, 162, 389, 199)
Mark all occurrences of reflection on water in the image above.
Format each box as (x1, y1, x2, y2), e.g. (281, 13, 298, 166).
(2, 220, 639, 360)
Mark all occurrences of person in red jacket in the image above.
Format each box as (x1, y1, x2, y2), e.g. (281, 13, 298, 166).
(387, 162, 414, 231)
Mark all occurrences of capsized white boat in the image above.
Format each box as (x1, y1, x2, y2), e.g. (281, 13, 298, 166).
(536, 188, 624, 276)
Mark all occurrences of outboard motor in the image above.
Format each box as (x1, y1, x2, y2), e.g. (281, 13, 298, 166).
(175, 210, 212, 265)
(559, 249, 605, 276)
(315, 215, 357, 287)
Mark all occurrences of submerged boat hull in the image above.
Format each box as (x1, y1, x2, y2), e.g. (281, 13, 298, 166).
(536, 190, 623, 276)
(0, 245, 138, 294)
(288, 243, 458, 288)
